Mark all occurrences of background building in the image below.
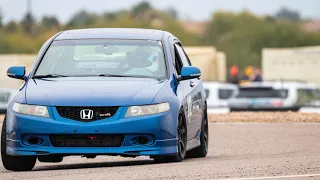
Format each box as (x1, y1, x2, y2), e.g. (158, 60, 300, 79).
(262, 46, 320, 85)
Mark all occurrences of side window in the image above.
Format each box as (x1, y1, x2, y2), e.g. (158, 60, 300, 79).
(174, 46, 183, 75)
(174, 44, 191, 67)
(30, 37, 53, 74)
(218, 89, 234, 100)
(37, 38, 52, 57)
(297, 89, 313, 106)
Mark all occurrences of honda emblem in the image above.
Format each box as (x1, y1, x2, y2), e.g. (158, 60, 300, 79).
(80, 109, 93, 120)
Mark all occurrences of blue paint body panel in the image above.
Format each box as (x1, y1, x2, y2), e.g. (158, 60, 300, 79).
(5, 28, 206, 157)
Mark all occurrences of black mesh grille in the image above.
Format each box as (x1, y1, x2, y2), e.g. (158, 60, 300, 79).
(49, 134, 124, 147)
(56, 107, 118, 122)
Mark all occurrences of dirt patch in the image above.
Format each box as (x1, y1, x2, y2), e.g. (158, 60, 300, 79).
(209, 112, 320, 123)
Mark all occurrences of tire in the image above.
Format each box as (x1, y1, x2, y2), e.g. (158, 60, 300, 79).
(153, 112, 187, 163)
(186, 107, 208, 158)
(1, 117, 36, 171)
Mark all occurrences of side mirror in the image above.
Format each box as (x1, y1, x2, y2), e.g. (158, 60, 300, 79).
(180, 66, 201, 81)
(7, 66, 26, 80)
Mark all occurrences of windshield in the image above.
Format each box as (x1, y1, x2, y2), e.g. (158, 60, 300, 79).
(34, 39, 167, 79)
(218, 88, 235, 100)
(297, 88, 320, 106)
(236, 87, 286, 99)
(0, 93, 9, 103)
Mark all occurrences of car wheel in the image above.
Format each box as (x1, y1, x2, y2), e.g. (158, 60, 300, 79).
(186, 107, 208, 158)
(1, 117, 36, 171)
(153, 112, 187, 163)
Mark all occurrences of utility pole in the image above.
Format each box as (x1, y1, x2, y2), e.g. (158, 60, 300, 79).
(23, 0, 33, 34)
(27, 0, 32, 14)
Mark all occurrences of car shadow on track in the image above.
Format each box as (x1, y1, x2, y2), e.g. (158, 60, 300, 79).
(33, 159, 156, 171)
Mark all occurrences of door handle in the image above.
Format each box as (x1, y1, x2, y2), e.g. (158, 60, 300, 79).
(190, 81, 195, 87)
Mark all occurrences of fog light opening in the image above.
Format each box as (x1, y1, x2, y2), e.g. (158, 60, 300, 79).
(27, 137, 42, 145)
(136, 136, 150, 145)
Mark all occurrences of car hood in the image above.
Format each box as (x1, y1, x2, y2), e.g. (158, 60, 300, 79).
(25, 77, 167, 106)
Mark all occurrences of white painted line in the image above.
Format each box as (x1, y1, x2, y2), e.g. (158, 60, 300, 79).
(209, 122, 320, 125)
(217, 173, 320, 180)
(207, 108, 230, 114)
(299, 107, 320, 113)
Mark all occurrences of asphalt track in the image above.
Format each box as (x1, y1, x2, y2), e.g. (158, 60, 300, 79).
(207, 107, 320, 114)
(1, 123, 320, 180)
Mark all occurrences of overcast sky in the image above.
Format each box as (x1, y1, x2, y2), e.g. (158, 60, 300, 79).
(0, 0, 319, 23)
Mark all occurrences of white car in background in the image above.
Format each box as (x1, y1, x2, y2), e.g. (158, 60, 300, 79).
(260, 81, 320, 109)
(0, 88, 17, 114)
(203, 82, 237, 113)
(229, 81, 320, 112)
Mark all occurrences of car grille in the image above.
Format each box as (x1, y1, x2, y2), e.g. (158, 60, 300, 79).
(56, 107, 119, 122)
(49, 134, 124, 147)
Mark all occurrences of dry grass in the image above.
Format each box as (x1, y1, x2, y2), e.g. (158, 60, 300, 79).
(209, 112, 320, 123)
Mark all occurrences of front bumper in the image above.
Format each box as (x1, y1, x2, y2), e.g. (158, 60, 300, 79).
(5, 107, 178, 156)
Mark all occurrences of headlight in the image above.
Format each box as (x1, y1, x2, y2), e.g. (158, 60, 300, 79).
(125, 102, 170, 117)
(12, 102, 49, 117)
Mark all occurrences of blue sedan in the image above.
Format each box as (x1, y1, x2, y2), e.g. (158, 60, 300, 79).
(1, 28, 208, 171)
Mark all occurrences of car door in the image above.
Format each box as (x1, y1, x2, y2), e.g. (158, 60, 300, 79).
(174, 43, 203, 142)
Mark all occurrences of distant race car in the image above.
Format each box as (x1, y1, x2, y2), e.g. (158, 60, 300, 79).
(268, 81, 320, 109)
(229, 81, 320, 112)
(0, 89, 16, 114)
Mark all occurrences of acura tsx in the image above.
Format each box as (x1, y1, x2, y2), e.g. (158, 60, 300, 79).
(1, 28, 208, 171)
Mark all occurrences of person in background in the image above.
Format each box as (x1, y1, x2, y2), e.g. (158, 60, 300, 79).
(253, 68, 263, 82)
(245, 66, 255, 81)
(227, 65, 239, 84)
(239, 66, 254, 85)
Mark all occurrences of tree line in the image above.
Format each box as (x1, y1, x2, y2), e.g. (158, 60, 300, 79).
(0, 2, 319, 69)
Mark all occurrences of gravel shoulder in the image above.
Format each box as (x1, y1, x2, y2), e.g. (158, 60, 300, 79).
(209, 112, 320, 123)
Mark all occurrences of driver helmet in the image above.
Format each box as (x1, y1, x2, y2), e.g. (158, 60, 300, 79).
(145, 52, 160, 73)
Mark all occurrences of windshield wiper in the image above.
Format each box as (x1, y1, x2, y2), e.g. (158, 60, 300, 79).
(97, 74, 163, 81)
(97, 74, 136, 77)
(98, 74, 156, 78)
(33, 74, 69, 79)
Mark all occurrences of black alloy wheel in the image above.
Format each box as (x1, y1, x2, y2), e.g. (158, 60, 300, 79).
(153, 112, 187, 163)
(186, 107, 208, 158)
